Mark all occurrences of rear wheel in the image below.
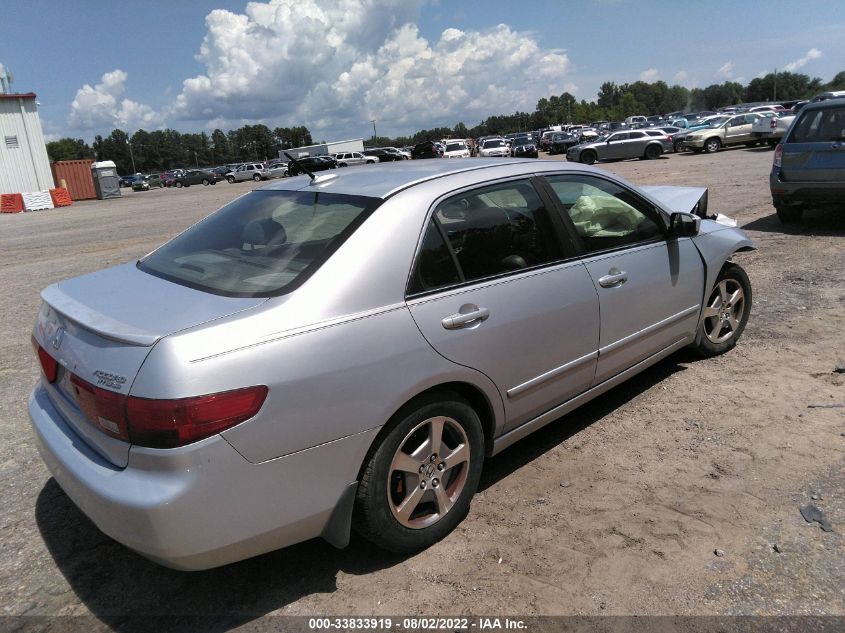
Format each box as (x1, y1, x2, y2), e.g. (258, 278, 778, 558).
(775, 203, 804, 223)
(253, 173, 261, 181)
(673, 140, 685, 153)
(579, 150, 597, 165)
(202, 179, 210, 186)
(644, 144, 662, 160)
(691, 263, 751, 357)
(175, 181, 183, 188)
(704, 137, 721, 153)
(354, 393, 484, 553)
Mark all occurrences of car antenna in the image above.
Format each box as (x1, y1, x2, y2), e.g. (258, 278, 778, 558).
(284, 152, 316, 180)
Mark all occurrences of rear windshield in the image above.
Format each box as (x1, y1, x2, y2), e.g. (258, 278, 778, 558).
(789, 106, 845, 142)
(138, 190, 381, 297)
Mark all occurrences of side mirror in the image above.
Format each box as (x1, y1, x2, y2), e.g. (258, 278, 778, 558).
(669, 212, 700, 237)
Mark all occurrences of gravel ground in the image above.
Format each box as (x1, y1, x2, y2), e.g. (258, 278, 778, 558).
(0, 149, 842, 631)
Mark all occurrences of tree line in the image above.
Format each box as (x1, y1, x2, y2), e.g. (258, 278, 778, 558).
(47, 69, 844, 174)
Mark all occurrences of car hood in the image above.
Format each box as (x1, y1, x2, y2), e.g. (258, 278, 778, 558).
(42, 262, 266, 346)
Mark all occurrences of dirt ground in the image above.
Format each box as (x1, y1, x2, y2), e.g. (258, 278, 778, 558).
(0, 149, 842, 630)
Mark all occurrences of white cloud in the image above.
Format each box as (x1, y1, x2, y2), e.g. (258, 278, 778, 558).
(68, 69, 158, 131)
(673, 70, 687, 83)
(639, 68, 659, 82)
(715, 61, 734, 80)
(164, 0, 572, 137)
(783, 48, 822, 72)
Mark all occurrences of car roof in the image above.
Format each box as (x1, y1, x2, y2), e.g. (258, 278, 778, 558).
(800, 96, 845, 112)
(260, 158, 598, 199)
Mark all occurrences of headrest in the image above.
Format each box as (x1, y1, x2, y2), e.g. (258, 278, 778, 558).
(242, 219, 287, 248)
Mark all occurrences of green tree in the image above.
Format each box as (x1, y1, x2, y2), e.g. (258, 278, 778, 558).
(45, 138, 94, 162)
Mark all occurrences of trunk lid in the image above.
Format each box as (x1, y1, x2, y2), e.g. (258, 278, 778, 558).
(34, 263, 265, 467)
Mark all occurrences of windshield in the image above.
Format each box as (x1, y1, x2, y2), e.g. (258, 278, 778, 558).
(705, 117, 729, 128)
(445, 142, 466, 152)
(139, 190, 381, 297)
(483, 140, 506, 148)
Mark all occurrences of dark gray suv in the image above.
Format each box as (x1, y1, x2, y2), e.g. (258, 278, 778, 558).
(770, 98, 845, 223)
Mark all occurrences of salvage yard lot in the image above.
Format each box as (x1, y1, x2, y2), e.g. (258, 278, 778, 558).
(0, 149, 842, 626)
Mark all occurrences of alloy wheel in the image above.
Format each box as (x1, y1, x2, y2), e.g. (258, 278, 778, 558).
(387, 415, 470, 529)
(702, 279, 746, 344)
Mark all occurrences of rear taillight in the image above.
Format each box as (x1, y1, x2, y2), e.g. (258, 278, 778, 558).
(773, 143, 784, 168)
(126, 386, 268, 449)
(71, 374, 131, 441)
(33, 338, 58, 383)
(65, 372, 267, 448)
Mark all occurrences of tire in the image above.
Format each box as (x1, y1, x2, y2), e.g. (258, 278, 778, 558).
(227, 176, 235, 183)
(644, 144, 662, 160)
(175, 181, 183, 188)
(691, 263, 752, 358)
(673, 140, 684, 153)
(366, 160, 375, 164)
(775, 203, 804, 223)
(202, 179, 210, 186)
(253, 173, 261, 181)
(579, 150, 597, 165)
(767, 139, 779, 149)
(354, 393, 485, 553)
(704, 137, 721, 153)
(283, 169, 289, 177)
(159, 182, 165, 188)
(338, 162, 348, 167)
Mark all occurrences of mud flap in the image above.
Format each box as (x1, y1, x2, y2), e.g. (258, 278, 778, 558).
(321, 481, 358, 548)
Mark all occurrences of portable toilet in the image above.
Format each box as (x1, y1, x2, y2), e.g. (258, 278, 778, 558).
(91, 161, 122, 199)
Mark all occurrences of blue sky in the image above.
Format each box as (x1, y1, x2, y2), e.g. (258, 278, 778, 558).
(1, 0, 842, 142)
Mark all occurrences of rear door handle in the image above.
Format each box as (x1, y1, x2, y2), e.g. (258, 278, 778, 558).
(441, 306, 490, 330)
(598, 268, 628, 288)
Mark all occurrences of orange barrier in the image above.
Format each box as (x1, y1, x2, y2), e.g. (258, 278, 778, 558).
(1, 193, 24, 213)
(50, 188, 73, 207)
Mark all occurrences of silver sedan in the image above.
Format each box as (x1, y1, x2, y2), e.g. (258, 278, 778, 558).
(29, 159, 754, 570)
(567, 130, 669, 164)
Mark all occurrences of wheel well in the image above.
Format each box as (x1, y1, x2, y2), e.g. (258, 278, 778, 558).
(356, 382, 496, 482)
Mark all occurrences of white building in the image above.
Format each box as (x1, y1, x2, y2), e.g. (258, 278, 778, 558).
(0, 92, 53, 195)
(279, 137, 365, 159)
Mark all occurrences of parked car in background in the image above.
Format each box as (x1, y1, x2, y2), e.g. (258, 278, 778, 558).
(442, 140, 471, 158)
(411, 141, 442, 159)
(363, 148, 403, 162)
(548, 132, 580, 155)
(226, 163, 271, 183)
(119, 175, 141, 188)
(266, 160, 288, 178)
(751, 112, 796, 148)
(173, 169, 218, 187)
(478, 138, 510, 157)
(333, 152, 376, 167)
(770, 98, 845, 223)
(131, 174, 164, 191)
(681, 113, 764, 153)
(287, 155, 338, 176)
(28, 158, 753, 570)
(567, 130, 666, 164)
(510, 140, 538, 158)
(381, 147, 411, 160)
(810, 90, 845, 103)
(670, 116, 727, 151)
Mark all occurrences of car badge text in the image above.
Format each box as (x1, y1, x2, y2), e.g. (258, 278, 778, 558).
(51, 327, 65, 350)
(93, 370, 127, 390)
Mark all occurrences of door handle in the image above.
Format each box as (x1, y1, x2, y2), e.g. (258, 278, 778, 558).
(441, 306, 490, 330)
(598, 268, 628, 288)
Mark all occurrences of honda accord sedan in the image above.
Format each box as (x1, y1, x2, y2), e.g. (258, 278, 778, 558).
(29, 159, 754, 570)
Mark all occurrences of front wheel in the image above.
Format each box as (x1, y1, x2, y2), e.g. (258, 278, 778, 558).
(691, 264, 751, 357)
(674, 140, 685, 153)
(226, 176, 235, 183)
(202, 179, 210, 186)
(253, 173, 261, 181)
(175, 181, 183, 188)
(704, 137, 721, 153)
(354, 394, 484, 553)
(579, 150, 597, 165)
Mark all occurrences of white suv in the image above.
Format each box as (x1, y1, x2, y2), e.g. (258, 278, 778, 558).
(333, 152, 378, 167)
(226, 163, 271, 183)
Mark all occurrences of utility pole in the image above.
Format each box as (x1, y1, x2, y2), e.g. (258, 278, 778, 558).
(371, 119, 377, 146)
(773, 68, 777, 102)
(126, 138, 137, 174)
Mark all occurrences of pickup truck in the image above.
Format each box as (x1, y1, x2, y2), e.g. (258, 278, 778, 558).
(751, 112, 796, 148)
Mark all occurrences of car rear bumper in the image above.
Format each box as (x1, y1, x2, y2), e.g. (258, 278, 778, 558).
(770, 171, 845, 205)
(29, 383, 378, 570)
